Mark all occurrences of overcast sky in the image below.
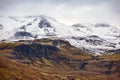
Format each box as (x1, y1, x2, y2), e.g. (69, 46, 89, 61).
(0, 0, 120, 27)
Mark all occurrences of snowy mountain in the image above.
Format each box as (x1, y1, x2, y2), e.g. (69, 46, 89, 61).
(0, 15, 120, 55)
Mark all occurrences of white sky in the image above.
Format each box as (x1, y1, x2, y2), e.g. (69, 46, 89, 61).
(0, 0, 120, 28)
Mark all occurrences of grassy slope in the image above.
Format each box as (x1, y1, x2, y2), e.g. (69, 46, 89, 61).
(0, 55, 116, 80)
(0, 39, 120, 80)
(0, 55, 54, 80)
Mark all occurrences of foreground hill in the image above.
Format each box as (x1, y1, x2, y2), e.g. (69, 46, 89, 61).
(0, 38, 120, 80)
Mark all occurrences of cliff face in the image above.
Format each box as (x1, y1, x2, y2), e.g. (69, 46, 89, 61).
(0, 39, 120, 80)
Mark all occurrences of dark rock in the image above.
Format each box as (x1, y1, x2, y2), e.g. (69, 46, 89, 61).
(14, 31, 32, 38)
(80, 61, 88, 70)
(39, 18, 52, 28)
(95, 23, 110, 27)
(0, 24, 3, 29)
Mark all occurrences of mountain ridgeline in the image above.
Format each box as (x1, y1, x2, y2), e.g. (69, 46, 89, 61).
(0, 16, 120, 55)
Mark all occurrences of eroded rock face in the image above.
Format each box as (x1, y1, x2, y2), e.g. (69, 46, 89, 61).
(14, 44, 59, 60)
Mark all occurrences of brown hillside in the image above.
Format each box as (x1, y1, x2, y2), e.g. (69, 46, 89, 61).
(0, 39, 120, 80)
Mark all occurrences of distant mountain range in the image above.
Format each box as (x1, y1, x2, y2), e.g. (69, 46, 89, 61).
(0, 15, 120, 55)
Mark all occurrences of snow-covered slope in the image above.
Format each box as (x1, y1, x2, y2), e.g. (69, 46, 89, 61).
(69, 23, 120, 55)
(0, 16, 74, 40)
(0, 16, 120, 55)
